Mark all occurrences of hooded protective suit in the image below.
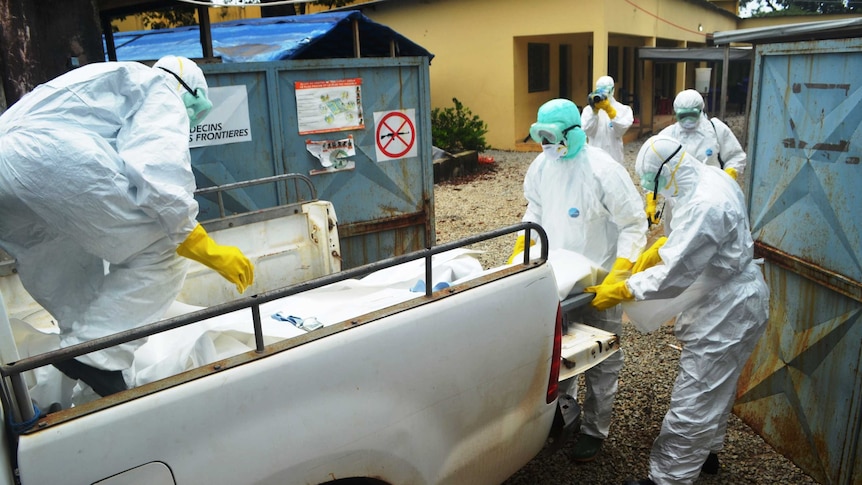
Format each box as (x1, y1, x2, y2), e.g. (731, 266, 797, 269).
(628, 135, 769, 485)
(658, 89, 745, 174)
(523, 98, 646, 444)
(0, 57, 213, 383)
(580, 76, 634, 164)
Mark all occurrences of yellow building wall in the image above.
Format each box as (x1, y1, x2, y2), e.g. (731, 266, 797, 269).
(108, 0, 743, 150)
(364, 0, 738, 150)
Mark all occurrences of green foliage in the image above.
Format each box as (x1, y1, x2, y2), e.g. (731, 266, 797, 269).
(743, 0, 856, 17)
(140, 7, 197, 30)
(312, 0, 355, 9)
(431, 98, 489, 153)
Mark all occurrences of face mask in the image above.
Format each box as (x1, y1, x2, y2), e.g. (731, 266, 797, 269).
(640, 172, 668, 193)
(679, 117, 698, 130)
(542, 143, 568, 161)
(182, 90, 213, 128)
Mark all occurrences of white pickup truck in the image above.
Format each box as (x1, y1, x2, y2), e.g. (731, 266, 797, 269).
(0, 174, 618, 485)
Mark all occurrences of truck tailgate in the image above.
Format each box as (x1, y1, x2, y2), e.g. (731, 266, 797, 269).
(557, 292, 620, 382)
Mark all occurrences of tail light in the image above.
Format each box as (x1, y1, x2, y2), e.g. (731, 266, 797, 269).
(546, 303, 562, 404)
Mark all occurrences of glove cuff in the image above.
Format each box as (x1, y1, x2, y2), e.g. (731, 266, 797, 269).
(176, 224, 209, 259)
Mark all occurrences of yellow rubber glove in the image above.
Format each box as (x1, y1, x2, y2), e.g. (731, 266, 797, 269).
(507, 234, 536, 264)
(177, 224, 255, 293)
(594, 99, 617, 119)
(601, 257, 634, 285)
(724, 167, 738, 180)
(584, 280, 634, 311)
(632, 236, 668, 274)
(645, 192, 661, 226)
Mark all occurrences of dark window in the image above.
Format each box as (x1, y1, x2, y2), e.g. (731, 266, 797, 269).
(608, 45, 620, 81)
(528, 43, 550, 93)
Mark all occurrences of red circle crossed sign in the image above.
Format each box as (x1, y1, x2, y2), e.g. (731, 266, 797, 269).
(376, 111, 416, 158)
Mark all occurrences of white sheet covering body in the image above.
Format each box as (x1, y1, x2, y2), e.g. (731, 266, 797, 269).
(12, 246, 619, 409)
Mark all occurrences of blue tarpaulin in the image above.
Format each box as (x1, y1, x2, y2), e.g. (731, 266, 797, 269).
(108, 10, 433, 62)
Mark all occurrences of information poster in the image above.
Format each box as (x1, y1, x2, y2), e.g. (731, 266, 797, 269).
(306, 135, 356, 175)
(295, 78, 364, 135)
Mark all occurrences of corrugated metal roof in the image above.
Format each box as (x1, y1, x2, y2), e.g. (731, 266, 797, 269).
(711, 17, 862, 45)
(108, 10, 434, 62)
(638, 46, 753, 62)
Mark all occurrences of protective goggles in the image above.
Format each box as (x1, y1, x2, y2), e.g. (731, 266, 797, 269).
(529, 122, 580, 145)
(674, 108, 701, 122)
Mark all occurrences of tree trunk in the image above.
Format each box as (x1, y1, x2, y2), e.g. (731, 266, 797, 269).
(0, 0, 104, 108)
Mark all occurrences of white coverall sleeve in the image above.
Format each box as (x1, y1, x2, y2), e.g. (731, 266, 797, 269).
(600, 164, 647, 262)
(521, 159, 544, 238)
(627, 202, 735, 300)
(117, 74, 200, 246)
(581, 106, 599, 138)
(657, 123, 677, 139)
(609, 101, 634, 138)
(712, 117, 746, 174)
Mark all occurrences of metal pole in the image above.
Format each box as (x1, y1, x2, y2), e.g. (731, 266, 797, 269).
(353, 19, 360, 58)
(720, 46, 730, 120)
(198, 6, 214, 59)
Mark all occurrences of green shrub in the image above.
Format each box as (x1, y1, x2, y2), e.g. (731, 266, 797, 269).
(431, 98, 489, 153)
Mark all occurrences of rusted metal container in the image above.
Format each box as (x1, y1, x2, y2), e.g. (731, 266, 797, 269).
(734, 34, 862, 485)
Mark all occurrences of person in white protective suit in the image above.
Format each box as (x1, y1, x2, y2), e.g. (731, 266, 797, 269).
(507, 98, 647, 462)
(584, 135, 769, 485)
(646, 89, 746, 227)
(580, 75, 634, 165)
(0, 56, 254, 398)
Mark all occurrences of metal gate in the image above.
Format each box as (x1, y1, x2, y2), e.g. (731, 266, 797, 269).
(737, 37, 862, 485)
(193, 57, 434, 270)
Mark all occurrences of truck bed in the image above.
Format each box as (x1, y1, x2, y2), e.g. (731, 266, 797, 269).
(0, 174, 616, 484)
(2, 224, 566, 485)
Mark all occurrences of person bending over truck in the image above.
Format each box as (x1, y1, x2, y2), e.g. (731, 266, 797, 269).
(0, 55, 254, 399)
(508, 98, 647, 462)
(585, 135, 769, 485)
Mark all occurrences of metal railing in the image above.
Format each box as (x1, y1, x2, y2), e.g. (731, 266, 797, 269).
(194, 172, 317, 220)
(0, 221, 548, 432)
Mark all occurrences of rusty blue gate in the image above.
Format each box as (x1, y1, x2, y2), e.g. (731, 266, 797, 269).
(191, 57, 434, 270)
(736, 36, 862, 485)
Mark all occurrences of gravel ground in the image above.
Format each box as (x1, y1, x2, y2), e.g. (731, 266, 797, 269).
(433, 118, 819, 485)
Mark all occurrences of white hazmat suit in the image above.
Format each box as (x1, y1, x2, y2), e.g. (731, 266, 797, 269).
(520, 99, 646, 454)
(0, 57, 246, 397)
(581, 76, 634, 165)
(658, 89, 746, 174)
(614, 136, 769, 485)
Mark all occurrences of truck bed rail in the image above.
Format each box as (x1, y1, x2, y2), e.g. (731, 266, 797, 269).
(0, 222, 548, 432)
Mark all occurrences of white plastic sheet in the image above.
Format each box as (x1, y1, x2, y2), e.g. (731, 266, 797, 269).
(509, 247, 604, 300)
(622, 273, 721, 333)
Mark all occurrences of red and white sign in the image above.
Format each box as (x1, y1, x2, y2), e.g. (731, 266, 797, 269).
(373, 109, 417, 161)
